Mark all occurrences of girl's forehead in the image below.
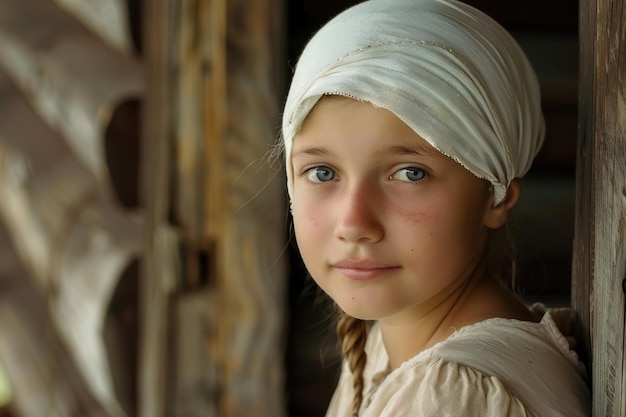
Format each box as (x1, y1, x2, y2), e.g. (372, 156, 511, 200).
(298, 96, 397, 132)
(299, 95, 400, 132)
(292, 97, 447, 160)
(300, 95, 365, 127)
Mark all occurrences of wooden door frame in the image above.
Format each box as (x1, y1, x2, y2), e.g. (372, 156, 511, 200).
(572, 0, 626, 415)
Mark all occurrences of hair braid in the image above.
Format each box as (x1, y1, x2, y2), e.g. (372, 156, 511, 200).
(336, 309, 368, 417)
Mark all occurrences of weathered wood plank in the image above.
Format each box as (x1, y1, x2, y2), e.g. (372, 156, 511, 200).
(172, 290, 219, 417)
(590, 0, 626, 411)
(209, 0, 287, 415)
(574, 0, 626, 416)
(572, 0, 596, 374)
(202, 0, 227, 246)
(138, 224, 178, 417)
(142, 0, 285, 417)
(139, 0, 287, 415)
(138, 0, 178, 416)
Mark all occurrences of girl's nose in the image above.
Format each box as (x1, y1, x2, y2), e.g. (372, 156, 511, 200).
(334, 183, 384, 243)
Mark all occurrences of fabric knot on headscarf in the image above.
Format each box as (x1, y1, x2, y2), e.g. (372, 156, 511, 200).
(282, 0, 545, 205)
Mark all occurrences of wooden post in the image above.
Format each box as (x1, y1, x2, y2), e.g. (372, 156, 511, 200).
(573, 0, 626, 415)
(203, 0, 288, 415)
(138, 1, 176, 417)
(140, 0, 287, 416)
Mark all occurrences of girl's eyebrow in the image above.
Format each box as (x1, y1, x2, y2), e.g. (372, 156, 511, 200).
(291, 146, 334, 159)
(386, 144, 446, 159)
(291, 144, 445, 159)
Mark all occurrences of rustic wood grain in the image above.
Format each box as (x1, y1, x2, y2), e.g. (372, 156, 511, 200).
(573, 0, 626, 415)
(572, 0, 596, 377)
(172, 290, 219, 417)
(138, 1, 177, 416)
(210, 1, 287, 415)
(590, 0, 626, 413)
(142, 0, 287, 415)
(147, 0, 288, 414)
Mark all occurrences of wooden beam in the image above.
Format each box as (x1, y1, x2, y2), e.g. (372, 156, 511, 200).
(574, 0, 626, 415)
(139, 0, 287, 415)
(572, 0, 596, 374)
(139, 1, 179, 417)
(210, 0, 287, 414)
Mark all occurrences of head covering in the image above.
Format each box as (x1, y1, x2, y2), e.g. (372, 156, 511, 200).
(282, 0, 544, 205)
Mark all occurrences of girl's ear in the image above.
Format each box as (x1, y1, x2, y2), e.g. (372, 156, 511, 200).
(484, 179, 521, 229)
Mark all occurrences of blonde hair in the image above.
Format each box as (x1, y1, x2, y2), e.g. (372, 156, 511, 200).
(336, 308, 369, 417)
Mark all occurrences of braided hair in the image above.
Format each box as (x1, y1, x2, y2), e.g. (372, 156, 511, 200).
(336, 308, 369, 416)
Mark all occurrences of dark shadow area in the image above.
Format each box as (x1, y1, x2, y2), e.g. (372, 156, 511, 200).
(104, 99, 142, 209)
(104, 258, 140, 417)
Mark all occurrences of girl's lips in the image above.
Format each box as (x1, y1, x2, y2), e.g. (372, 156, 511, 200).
(332, 259, 399, 280)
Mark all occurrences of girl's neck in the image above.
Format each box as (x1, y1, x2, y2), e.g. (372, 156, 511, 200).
(378, 265, 533, 370)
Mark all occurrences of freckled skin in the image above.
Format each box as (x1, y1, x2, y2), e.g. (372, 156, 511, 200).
(290, 96, 495, 323)
(389, 202, 439, 225)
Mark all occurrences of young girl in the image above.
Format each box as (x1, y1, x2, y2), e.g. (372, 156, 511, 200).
(282, 0, 591, 416)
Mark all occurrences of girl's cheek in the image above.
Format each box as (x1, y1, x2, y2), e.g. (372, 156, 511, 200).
(298, 206, 322, 229)
(389, 202, 440, 226)
(387, 190, 441, 226)
(292, 198, 321, 231)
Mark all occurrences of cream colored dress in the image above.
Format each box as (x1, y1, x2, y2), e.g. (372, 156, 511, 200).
(326, 311, 591, 417)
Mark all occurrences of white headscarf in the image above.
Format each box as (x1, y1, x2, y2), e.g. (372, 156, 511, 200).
(282, 0, 544, 205)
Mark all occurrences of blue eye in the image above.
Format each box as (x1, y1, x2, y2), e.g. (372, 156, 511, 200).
(392, 167, 426, 182)
(306, 166, 336, 183)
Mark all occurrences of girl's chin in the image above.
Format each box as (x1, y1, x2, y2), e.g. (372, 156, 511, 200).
(334, 299, 388, 321)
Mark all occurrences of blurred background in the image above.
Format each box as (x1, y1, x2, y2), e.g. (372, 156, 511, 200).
(0, 0, 577, 416)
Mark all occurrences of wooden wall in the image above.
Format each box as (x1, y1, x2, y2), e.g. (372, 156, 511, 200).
(140, 1, 287, 416)
(573, 0, 626, 416)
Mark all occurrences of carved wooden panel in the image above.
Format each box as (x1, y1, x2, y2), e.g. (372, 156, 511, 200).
(0, 0, 142, 415)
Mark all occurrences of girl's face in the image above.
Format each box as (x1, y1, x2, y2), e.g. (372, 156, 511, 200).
(290, 96, 495, 323)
